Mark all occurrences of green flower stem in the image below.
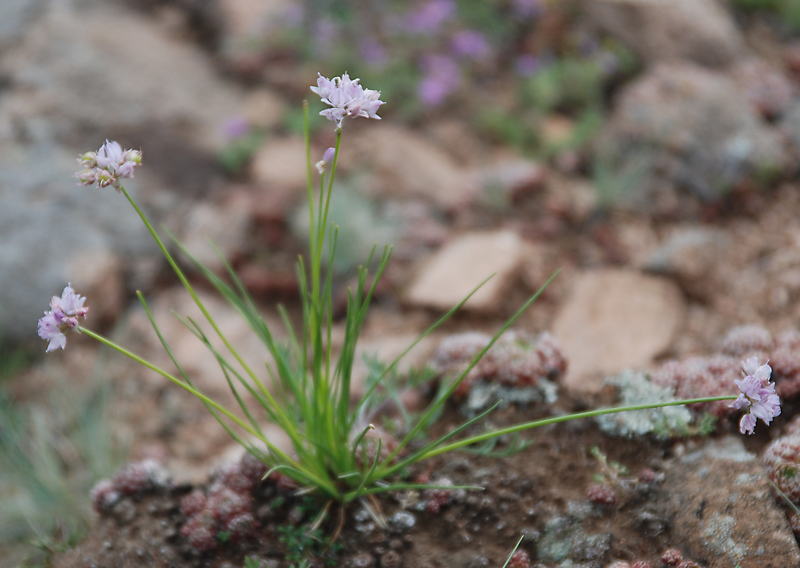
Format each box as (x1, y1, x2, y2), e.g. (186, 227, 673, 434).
(390, 395, 738, 470)
(117, 185, 300, 447)
(78, 325, 341, 498)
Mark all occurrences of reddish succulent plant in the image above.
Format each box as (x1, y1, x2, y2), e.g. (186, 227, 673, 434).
(507, 549, 530, 568)
(112, 462, 150, 495)
(89, 479, 120, 512)
(225, 512, 260, 542)
(587, 484, 617, 506)
(763, 434, 800, 503)
(180, 490, 208, 517)
(660, 548, 683, 566)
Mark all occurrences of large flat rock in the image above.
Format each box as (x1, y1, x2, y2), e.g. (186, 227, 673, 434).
(405, 230, 525, 312)
(552, 269, 685, 392)
(657, 437, 800, 568)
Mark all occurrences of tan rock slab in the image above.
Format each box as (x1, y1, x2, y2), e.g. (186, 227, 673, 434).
(353, 124, 475, 210)
(552, 269, 685, 392)
(251, 136, 307, 190)
(405, 230, 525, 312)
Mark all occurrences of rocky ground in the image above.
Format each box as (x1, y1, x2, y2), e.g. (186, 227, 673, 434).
(6, 0, 800, 567)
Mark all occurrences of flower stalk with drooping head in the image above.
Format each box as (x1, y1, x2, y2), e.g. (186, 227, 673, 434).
(75, 140, 141, 190)
(311, 73, 385, 130)
(37, 284, 89, 352)
(730, 356, 781, 434)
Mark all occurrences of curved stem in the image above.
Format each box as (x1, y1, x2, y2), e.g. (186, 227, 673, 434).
(373, 395, 737, 480)
(420, 396, 736, 459)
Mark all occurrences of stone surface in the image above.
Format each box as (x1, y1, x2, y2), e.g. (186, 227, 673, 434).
(551, 269, 685, 393)
(0, 0, 44, 53)
(180, 191, 253, 272)
(643, 226, 731, 285)
(0, 143, 158, 345)
(242, 88, 286, 130)
(657, 437, 800, 568)
(217, 0, 294, 46)
(0, 1, 244, 151)
(584, 0, 746, 68)
(353, 124, 476, 211)
(731, 59, 795, 119)
(604, 63, 786, 205)
(250, 136, 308, 190)
(405, 230, 525, 312)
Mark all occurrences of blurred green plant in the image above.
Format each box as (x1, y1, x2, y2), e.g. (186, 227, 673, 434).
(592, 145, 651, 211)
(218, 129, 268, 174)
(730, 0, 800, 30)
(0, 379, 121, 566)
(0, 339, 36, 383)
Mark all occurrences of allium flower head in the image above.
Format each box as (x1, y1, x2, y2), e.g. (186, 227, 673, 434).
(75, 140, 141, 190)
(311, 73, 385, 130)
(37, 285, 88, 352)
(730, 356, 781, 434)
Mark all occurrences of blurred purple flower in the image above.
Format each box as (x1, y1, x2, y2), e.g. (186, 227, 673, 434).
(360, 38, 388, 68)
(313, 18, 338, 54)
(282, 4, 304, 27)
(223, 117, 251, 141)
(450, 30, 490, 61)
(514, 54, 540, 77)
(406, 0, 456, 34)
(418, 54, 461, 107)
(511, 0, 544, 19)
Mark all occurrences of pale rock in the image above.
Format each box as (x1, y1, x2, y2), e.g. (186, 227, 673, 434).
(0, 143, 158, 344)
(0, 2, 245, 151)
(66, 250, 125, 324)
(242, 88, 286, 130)
(477, 158, 547, 204)
(405, 230, 525, 312)
(0, 0, 43, 53)
(657, 437, 800, 567)
(552, 269, 685, 393)
(547, 173, 597, 224)
(583, 0, 746, 68)
(353, 124, 476, 211)
(251, 136, 308, 190)
(603, 63, 786, 204)
(180, 191, 253, 272)
(644, 227, 731, 285)
(217, 0, 293, 44)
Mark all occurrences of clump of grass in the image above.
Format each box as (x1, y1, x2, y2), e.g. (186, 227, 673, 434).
(0, 378, 122, 565)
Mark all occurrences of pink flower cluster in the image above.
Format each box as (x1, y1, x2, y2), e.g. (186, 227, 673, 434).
(37, 285, 89, 352)
(75, 140, 141, 189)
(311, 73, 385, 130)
(730, 356, 781, 434)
